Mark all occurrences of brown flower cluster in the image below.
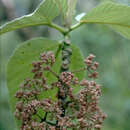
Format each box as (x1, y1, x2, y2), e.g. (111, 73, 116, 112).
(15, 52, 106, 130)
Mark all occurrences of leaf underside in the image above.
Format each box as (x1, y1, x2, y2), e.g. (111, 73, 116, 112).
(6, 37, 85, 128)
(81, 1, 130, 39)
(0, 0, 69, 35)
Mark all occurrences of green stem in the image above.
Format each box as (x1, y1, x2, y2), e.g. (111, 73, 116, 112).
(70, 22, 83, 32)
(48, 22, 83, 36)
(45, 120, 56, 126)
(48, 22, 69, 35)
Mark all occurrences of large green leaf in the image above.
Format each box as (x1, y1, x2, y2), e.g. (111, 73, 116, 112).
(7, 37, 85, 127)
(81, 1, 130, 39)
(0, 0, 62, 35)
(7, 37, 60, 111)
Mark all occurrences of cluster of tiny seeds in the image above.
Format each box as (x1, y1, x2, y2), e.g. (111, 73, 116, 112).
(84, 54, 99, 78)
(40, 51, 55, 66)
(59, 72, 79, 86)
(14, 52, 106, 130)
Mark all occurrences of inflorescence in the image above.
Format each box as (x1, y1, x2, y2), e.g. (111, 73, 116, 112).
(15, 52, 107, 130)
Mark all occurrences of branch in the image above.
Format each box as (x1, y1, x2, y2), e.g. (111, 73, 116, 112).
(69, 22, 83, 32)
(47, 67, 59, 79)
(71, 67, 87, 73)
(49, 23, 69, 35)
(40, 112, 48, 122)
(1, 0, 35, 40)
(71, 66, 93, 74)
(45, 120, 56, 126)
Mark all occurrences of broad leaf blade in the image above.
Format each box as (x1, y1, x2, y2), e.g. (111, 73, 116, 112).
(81, 2, 130, 39)
(7, 38, 61, 128)
(7, 37, 60, 112)
(7, 37, 85, 128)
(110, 25, 130, 39)
(0, 0, 59, 35)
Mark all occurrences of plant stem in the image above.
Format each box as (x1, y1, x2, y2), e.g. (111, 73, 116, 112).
(48, 22, 83, 36)
(45, 121, 56, 126)
(56, 35, 72, 130)
(53, 20, 82, 129)
(69, 22, 83, 32)
(49, 22, 69, 35)
(47, 67, 59, 78)
(71, 67, 87, 73)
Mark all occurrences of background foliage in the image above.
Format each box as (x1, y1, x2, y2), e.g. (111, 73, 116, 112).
(0, 0, 130, 130)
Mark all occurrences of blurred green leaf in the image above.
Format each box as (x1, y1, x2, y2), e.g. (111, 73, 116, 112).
(81, 1, 130, 39)
(55, 0, 77, 27)
(0, 0, 60, 35)
(64, 0, 77, 27)
(6, 37, 85, 128)
(56, 0, 68, 18)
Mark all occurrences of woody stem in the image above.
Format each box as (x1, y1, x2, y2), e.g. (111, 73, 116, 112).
(56, 35, 72, 129)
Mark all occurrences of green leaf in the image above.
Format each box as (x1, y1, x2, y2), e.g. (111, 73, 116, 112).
(55, 0, 68, 18)
(70, 43, 85, 93)
(81, 1, 130, 39)
(7, 37, 60, 112)
(53, 0, 77, 27)
(64, 0, 77, 27)
(0, 0, 60, 35)
(6, 37, 85, 127)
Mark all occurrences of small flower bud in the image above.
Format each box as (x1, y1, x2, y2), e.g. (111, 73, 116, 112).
(15, 90, 24, 98)
(95, 124, 101, 130)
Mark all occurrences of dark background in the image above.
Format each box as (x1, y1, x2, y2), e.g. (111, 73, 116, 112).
(0, 0, 130, 130)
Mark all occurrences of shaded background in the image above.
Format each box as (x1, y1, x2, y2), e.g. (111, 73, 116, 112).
(0, 0, 130, 130)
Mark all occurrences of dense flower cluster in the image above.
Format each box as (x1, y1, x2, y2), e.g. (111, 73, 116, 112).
(15, 52, 106, 130)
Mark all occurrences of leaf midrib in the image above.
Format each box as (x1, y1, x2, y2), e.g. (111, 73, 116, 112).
(0, 22, 49, 34)
(81, 21, 130, 28)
